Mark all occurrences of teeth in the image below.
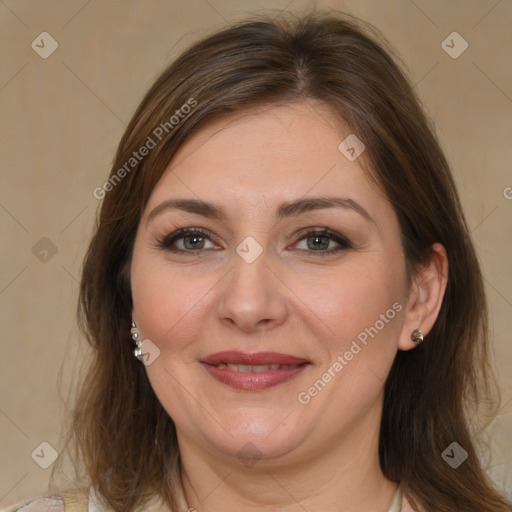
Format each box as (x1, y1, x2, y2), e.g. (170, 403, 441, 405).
(217, 363, 300, 372)
(233, 364, 252, 372)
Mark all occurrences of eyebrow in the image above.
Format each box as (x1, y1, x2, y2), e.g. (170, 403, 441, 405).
(146, 196, 374, 227)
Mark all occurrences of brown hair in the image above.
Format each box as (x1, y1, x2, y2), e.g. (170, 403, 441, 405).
(52, 11, 510, 512)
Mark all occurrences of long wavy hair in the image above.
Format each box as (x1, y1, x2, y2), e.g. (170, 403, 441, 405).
(51, 11, 509, 512)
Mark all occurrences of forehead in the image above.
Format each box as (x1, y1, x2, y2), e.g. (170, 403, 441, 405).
(144, 102, 390, 224)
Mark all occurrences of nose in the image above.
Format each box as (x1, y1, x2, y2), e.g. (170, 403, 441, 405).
(216, 248, 289, 334)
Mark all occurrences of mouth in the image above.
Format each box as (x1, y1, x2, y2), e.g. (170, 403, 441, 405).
(200, 351, 311, 391)
(213, 363, 302, 371)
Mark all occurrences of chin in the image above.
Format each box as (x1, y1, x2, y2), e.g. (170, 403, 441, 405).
(190, 409, 309, 464)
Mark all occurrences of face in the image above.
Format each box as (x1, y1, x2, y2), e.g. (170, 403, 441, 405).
(130, 101, 410, 466)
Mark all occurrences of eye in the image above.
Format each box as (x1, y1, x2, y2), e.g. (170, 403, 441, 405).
(158, 227, 220, 253)
(157, 226, 351, 256)
(292, 228, 351, 255)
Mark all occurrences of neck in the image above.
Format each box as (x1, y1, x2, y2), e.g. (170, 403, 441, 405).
(178, 402, 398, 511)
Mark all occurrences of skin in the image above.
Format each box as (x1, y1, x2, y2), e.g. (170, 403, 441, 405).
(130, 101, 447, 512)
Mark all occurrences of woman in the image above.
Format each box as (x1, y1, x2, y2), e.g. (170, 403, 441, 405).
(5, 11, 510, 512)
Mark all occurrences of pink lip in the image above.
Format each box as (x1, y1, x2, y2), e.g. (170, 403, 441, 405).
(202, 351, 309, 366)
(200, 351, 311, 391)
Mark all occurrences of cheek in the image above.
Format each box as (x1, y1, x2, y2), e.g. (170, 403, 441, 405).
(293, 261, 406, 418)
(291, 253, 406, 352)
(130, 253, 216, 354)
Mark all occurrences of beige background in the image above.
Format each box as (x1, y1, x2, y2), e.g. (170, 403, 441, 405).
(1, 0, 511, 507)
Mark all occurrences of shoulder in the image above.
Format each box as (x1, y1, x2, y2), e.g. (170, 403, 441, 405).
(1, 496, 64, 512)
(401, 492, 426, 512)
(2, 487, 176, 512)
(1, 486, 92, 512)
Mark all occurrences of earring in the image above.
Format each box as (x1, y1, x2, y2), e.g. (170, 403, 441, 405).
(131, 321, 143, 358)
(411, 328, 424, 344)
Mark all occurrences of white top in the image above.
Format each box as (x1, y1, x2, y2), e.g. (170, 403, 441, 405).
(3, 484, 403, 511)
(389, 485, 403, 511)
(1, 487, 101, 512)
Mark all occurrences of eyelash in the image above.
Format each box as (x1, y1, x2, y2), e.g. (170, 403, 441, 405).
(157, 227, 352, 257)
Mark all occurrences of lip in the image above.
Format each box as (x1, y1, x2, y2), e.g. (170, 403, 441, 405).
(200, 351, 311, 391)
(202, 351, 309, 366)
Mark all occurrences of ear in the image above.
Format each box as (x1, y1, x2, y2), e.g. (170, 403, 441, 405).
(398, 243, 448, 351)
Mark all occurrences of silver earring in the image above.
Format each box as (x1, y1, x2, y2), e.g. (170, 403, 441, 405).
(131, 321, 143, 358)
(411, 328, 424, 344)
